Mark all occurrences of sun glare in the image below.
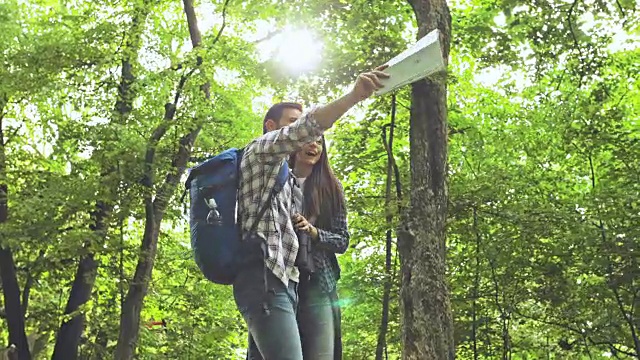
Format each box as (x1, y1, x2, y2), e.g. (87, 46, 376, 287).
(258, 27, 324, 74)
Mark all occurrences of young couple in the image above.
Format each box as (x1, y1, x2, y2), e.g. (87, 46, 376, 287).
(235, 65, 389, 360)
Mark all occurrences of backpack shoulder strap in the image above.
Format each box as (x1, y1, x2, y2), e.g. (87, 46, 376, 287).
(275, 159, 290, 190)
(248, 159, 290, 235)
(246, 159, 290, 316)
(235, 147, 245, 175)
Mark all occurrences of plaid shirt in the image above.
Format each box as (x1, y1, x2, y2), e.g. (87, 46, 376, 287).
(309, 183, 350, 294)
(238, 110, 325, 286)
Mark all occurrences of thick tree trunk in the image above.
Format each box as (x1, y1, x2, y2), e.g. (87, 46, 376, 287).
(0, 252, 30, 360)
(397, 0, 454, 359)
(51, 7, 149, 358)
(51, 254, 97, 360)
(51, 204, 108, 360)
(0, 99, 31, 360)
(113, 0, 219, 357)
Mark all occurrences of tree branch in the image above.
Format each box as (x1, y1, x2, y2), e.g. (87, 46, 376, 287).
(614, 0, 626, 18)
(21, 250, 45, 317)
(211, 0, 231, 47)
(567, 0, 586, 86)
(251, 29, 284, 44)
(153, 128, 199, 215)
(3, 125, 23, 147)
(591, 341, 637, 358)
(139, 0, 232, 188)
(589, 150, 640, 356)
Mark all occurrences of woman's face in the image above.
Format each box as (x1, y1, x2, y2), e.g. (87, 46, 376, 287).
(297, 138, 323, 167)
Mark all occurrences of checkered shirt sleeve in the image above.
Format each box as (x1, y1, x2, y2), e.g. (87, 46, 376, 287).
(312, 183, 350, 294)
(238, 109, 325, 285)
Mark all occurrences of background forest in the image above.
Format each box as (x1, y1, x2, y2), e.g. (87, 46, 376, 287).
(1, 0, 638, 359)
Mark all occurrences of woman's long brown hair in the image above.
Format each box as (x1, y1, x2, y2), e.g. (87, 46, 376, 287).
(290, 137, 344, 229)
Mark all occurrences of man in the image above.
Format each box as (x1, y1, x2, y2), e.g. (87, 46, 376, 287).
(234, 65, 389, 359)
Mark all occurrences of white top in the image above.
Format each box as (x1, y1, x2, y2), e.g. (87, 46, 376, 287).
(296, 176, 307, 188)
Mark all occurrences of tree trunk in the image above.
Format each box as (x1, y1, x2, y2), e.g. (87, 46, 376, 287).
(51, 254, 97, 360)
(114, 126, 200, 360)
(20, 250, 45, 318)
(0, 98, 31, 360)
(376, 96, 400, 360)
(113, 204, 161, 360)
(376, 138, 394, 360)
(113, 0, 220, 357)
(52, 201, 111, 360)
(472, 207, 480, 360)
(397, 0, 454, 359)
(51, 202, 109, 360)
(0, 251, 30, 360)
(50, 7, 149, 358)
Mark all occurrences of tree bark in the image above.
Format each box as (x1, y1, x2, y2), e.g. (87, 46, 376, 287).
(0, 98, 31, 360)
(0, 256, 30, 360)
(50, 6, 149, 359)
(113, 0, 224, 357)
(51, 204, 108, 360)
(397, 0, 454, 359)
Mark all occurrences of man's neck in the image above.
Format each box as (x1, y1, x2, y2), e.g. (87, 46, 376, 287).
(293, 164, 313, 178)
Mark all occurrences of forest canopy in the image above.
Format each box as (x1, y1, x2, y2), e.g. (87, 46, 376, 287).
(0, 0, 638, 358)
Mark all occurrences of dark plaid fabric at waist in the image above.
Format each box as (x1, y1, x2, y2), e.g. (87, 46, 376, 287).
(306, 250, 341, 294)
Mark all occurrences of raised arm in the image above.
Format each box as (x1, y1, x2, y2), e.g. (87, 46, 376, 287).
(247, 112, 324, 164)
(313, 64, 389, 130)
(245, 65, 390, 164)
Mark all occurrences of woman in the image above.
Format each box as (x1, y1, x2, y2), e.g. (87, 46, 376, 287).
(291, 136, 349, 360)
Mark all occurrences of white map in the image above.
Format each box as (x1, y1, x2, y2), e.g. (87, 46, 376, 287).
(375, 29, 446, 96)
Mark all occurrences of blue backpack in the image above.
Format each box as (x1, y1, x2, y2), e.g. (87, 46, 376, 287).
(184, 148, 289, 284)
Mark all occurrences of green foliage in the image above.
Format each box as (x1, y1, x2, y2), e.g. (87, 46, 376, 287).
(1, 0, 638, 358)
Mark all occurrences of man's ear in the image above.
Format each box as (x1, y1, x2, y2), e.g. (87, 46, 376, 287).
(264, 119, 278, 132)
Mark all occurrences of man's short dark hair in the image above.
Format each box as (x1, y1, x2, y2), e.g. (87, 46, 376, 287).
(263, 102, 303, 134)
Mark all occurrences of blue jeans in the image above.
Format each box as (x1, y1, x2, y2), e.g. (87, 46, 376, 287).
(234, 263, 302, 360)
(297, 276, 337, 360)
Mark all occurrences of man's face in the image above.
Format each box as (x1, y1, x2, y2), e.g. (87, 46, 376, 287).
(278, 107, 323, 153)
(265, 107, 302, 132)
(277, 107, 302, 128)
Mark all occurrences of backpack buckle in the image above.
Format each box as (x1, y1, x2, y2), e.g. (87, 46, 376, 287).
(204, 198, 222, 225)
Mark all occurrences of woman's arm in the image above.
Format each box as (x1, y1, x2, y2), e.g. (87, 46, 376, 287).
(310, 181, 350, 253)
(313, 204, 350, 254)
